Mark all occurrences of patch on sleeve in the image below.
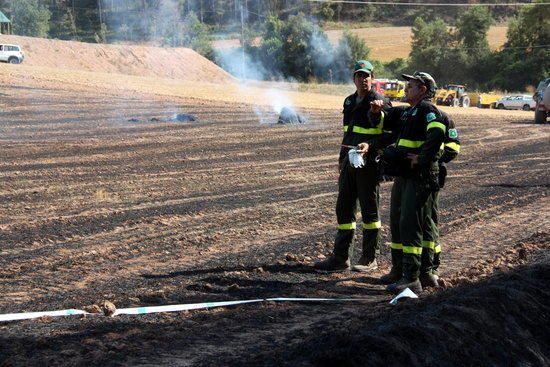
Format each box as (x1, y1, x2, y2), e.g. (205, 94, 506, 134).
(345, 98, 352, 106)
(426, 112, 437, 122)
(448, 128, 458, 138)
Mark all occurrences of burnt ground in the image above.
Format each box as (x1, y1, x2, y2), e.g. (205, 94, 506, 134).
(0, 82, 549, 366)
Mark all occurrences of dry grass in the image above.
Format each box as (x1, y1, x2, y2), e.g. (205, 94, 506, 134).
(2, 63, 535, 119)
(0, 64, 343, 110)
(325, 26, 508, 61)
(213, 26, 508, 62)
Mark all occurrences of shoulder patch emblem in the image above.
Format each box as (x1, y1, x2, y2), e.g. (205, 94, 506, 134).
(448, 128, 458, 138)
(426, 112, 437, 122)
(345, 98, 352, 106)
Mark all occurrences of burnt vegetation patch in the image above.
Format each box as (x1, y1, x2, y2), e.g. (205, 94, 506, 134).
(278, 107, 306, 124)
(231, 256, 550, 367)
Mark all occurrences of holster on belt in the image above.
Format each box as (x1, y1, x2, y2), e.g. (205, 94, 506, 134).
(380, 145, 409, 177)
(421, 162, 440, 192)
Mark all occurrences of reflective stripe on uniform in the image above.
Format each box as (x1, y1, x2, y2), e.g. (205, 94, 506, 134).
(390, 242, 403, 250)
(343, 125, 349, 132)
(445, 142, 461, 153)
(402, 246, 423, 255)
(337, 222, 356, 230)
(434, 244, 442, 253)
(352, 126, 382, 135)
(398, 139, 424, 148)
(427, 121, 446, 133)
(422, 240, 436, 249)
(363, 221, 381, 230)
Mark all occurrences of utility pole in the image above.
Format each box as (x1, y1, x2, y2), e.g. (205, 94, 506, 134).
(98, 0, 103, 25)
(97, 0, 104, 42)
(240, 1, 246, 79)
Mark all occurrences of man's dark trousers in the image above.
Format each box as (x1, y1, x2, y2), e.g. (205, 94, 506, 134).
(333, 158, 381, 262)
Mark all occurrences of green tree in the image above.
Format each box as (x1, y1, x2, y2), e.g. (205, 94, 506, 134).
(255, 13, 335, 82)
(454, 6, 493, 88)
(258, 16, 284, 78)
(9, 0, 51, 37)
(181, 12, 214, 59)
(48, 7, 78, 40)
(280, 14, 315, 81)
(456, 6, 492, 53)
(383, 58, 409, 79)
(409, 17, 455, 85)
(315, 2, 334, 22)
(333, 30, 371, 82)
(493, 0, 550, 90)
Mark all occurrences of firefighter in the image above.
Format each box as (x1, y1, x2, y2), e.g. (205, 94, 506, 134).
(419, 112, 460, 287)
(370, 71, 447, 293)
(314, 60, 392, 272)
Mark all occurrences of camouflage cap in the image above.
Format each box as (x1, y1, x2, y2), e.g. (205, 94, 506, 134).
(353, 60, 374, 75)
(402, 71, 437, 92)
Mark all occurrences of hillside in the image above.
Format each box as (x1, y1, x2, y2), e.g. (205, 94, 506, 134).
(0, 35, 234, 83)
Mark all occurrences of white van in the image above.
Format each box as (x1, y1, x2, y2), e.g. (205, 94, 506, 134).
(0, 44, 24, 64)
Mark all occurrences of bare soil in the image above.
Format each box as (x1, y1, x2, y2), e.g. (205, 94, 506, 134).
(0, 62, 549, 366)
(0, 35, 233, 82)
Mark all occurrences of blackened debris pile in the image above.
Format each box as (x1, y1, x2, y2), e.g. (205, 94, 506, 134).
(278, 107, 306, 124)
(171, 113, 197, 122)
(138, 113, 198, 123)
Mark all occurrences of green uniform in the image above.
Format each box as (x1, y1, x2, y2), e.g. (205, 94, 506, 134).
(384, 99, 447, 280)
(421, 112, 460, 275)
(333, 90, 392, 263)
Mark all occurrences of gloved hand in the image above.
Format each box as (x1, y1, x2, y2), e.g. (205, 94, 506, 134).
(348, 149, 365, 168)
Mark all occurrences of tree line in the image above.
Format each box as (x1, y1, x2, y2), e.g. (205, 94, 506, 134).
(1, 0, 548, 91)
(220, 3, 548, 91)
(0, 0, 520, 42)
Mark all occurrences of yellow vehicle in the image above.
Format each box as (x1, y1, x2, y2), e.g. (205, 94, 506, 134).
(470, 93, 502, 108)
(435, 84, 470, 107)
(384, 80, 405, 101)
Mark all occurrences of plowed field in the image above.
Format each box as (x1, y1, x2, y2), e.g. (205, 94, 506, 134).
(0, 65, 549, 366)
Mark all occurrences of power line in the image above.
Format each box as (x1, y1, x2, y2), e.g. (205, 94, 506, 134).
(308, 0, 550, 6)
(493, 44, 550, 50)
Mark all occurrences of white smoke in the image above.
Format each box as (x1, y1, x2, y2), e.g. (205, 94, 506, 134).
(102, 1, 343, 124)
(214, 46, 300, 124)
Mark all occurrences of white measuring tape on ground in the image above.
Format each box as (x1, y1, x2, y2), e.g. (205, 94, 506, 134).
(113, 299, 264, 316)
(0, 297, 380, 323)
(0, 309, 89, 322)
(0, 290, 419, 323)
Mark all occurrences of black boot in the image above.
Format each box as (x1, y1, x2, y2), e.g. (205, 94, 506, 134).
(352, 257, 378, 272)
(380, 246, 403, 283)
(380, 268, 402, 284)
(314, 255, 350, 272)
(419, 272, 439, 288)
(354, 227, 380, 272)
(386, 277, 422, 294)
(315, 229, 353, 272)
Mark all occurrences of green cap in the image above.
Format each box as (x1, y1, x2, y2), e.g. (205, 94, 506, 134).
(353, 60, 373, 75)
(402, 71, 437, 92)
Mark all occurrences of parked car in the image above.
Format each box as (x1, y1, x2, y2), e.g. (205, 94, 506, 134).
(533, 78, 549, 124)
(0, 44, 24, 64)
(494, 95, 536, 111)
